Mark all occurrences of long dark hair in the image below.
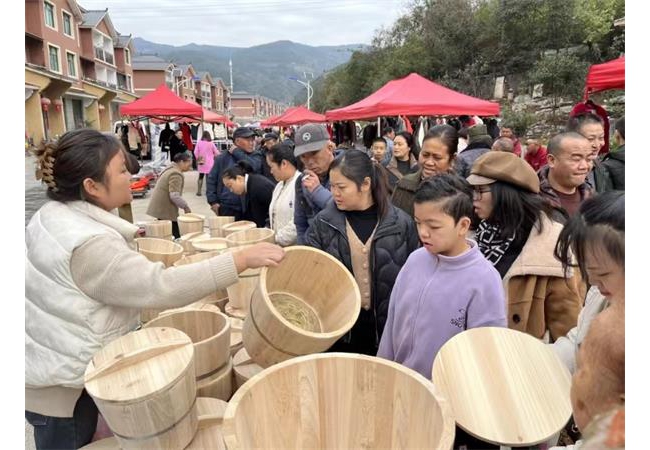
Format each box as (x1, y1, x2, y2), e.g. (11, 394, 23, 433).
(329, 150, 390, 218)
(554, 191, 625, 279)
(486, 181, 554, 239)
(222, 160, 254, 180)
(33, 128, 121, 203)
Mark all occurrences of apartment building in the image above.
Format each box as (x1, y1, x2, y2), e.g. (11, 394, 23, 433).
(132, 55, 175, 97)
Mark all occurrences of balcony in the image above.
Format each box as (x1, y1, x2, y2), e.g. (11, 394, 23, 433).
(94, 47, 115, 65)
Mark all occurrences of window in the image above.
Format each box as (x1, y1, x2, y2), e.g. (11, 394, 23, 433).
(126, 75, 132, 92)
(66, 52, 77, 78)
(44, 1, 56, 29)
(62, 11, 73, 37)
(48, 45, 60, 73)
(124, 48, 131, 65)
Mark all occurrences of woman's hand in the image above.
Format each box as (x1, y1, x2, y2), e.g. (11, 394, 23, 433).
(232, 242, 285, 273)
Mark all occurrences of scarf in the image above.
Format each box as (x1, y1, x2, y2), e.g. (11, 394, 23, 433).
(475, 221, 516, 267)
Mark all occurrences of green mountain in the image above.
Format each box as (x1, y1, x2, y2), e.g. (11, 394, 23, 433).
(133, 37, 366, 104)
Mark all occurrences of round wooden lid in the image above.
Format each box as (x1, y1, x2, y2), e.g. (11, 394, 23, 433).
(233, 348, 262, 381)
(192, 238, 230, 253)
(221, 221, 256, 235)
(84, 327, 194, 403)
(178, 213, 206, 223)
(431, 327, 572, 447)
(179, 231, 210, 242)
(196, 397, 228, 425)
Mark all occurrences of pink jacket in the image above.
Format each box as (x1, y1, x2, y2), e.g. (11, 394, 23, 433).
(194, 140, 219, 174)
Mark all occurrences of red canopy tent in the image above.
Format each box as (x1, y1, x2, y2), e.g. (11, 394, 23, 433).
(325, 73, 500, 121)
(120, 84, 203, 120)
(260, 114, 282, 127)
(584, 56, 625, 98)
(263, 106, 327, 127)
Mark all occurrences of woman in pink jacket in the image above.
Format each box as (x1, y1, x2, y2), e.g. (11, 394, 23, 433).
(193, 130, 220, 196)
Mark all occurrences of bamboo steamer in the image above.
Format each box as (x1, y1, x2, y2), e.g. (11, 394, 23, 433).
(209, 216, 235, 238)
(224, 228, 276, 316)
(243, 246, 361, 368)
(177, 231, 211, 255)
(223, 353, 455, 449)
(81, 398, 229, 450)
(135, 238, 184, 267)
(84, 327, 198, 450)
(196, 357, 233, 401)
(220, 220, 256, 238)
(173, 250, 229, 301)
(230, 317, 244, 356)
(144, 220, 173, 240)
(177, 213, 206, 236)
(144, 310, 231, 381)
(431, 327, 572, 447)
(191, 237, 230, 253)
(233, 348, 263, 390)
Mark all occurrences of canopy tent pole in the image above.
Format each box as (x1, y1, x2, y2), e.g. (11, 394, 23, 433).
(377, 117, 381, 137)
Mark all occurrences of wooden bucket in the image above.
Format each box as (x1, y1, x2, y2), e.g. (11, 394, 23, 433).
(220, 220, 256, 238)
(173, 250, 229, 301)
(135, 238, 184, 267)
(243, 246, 361, 368)
(191, 237, 230, 253)
(84, 327, 198, 450)
(158, 302, 222, 317)
(233, 348, 263, 390)
(144, 310, 231, 381)
(432, 327, 572, 447)
(230, 317, 244, 356)
(177, 213, 206, 236)
(81, 398, 228, 450)
(196, 357, 233, 401)
(222, 353, 455, 449)
(144, 220, 173, 240)
(224, 228, 276, 317)
(177, 231, 211, 255)
(209, 216, 235, 238)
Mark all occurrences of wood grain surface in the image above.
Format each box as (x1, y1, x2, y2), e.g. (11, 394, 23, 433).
(431, 327, 572, 447)
(134, 238, 184, 267)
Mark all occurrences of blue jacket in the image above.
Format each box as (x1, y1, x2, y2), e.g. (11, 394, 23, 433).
(206, 147, 264, 210)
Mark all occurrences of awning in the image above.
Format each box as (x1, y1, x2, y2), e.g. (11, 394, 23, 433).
(120, 84, 203, 120)
(584, 56, 625, 98)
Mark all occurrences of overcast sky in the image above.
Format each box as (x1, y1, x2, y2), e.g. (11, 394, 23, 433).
(78, 0, 409, 48)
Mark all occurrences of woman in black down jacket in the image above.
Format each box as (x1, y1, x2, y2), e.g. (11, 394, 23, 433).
(305, 150, 419, 355)
(222, 161, 275, 228)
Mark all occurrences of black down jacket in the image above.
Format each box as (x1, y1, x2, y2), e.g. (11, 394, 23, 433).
(304, 201, 420, 353)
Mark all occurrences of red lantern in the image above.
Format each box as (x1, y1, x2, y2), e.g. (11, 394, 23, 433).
(53, 99, 63, 112)
(40, 97, 51, 112)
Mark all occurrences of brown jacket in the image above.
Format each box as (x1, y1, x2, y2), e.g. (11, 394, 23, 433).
(386, 154, 418, 188)
(390, 168, 423, 218)
(503, 214, 585, 341)
(146, 164, 185, 220)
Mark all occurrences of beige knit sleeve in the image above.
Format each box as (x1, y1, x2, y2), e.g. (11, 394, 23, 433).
(70, 235, 238, 308)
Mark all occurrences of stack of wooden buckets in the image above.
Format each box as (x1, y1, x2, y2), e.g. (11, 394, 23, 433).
(84, 216, 455, 449)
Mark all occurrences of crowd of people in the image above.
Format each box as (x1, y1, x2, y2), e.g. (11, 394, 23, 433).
(25, 107, 625, 449)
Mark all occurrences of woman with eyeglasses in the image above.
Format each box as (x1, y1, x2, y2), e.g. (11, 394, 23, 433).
(466, 151, 584, 342)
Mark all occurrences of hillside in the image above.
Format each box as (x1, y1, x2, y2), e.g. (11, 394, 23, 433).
(133, 37, 367, 103)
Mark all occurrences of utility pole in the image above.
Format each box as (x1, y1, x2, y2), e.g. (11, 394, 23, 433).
(228, 55, 234, 119)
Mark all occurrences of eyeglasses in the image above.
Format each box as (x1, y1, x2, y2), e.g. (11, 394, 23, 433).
(473, 186, 491, 200)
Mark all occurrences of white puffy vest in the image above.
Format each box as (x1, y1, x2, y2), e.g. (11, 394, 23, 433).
(25, 201, 140, 389)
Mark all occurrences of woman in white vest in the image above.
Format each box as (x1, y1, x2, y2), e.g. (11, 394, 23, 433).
(25, 129, 284, 450)
(266, 142, 301, 246)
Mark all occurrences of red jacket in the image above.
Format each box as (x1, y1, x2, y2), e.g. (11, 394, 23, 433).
(525, 146, 548, 172)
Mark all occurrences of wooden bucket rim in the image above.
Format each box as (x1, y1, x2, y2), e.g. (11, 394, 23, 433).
(134, 238, 184, 255)
(192, 237, 231, 252)
(178, 214, 206, 223)
(145, 310, 230, 347)
(173, 250, 224, 267)
(223, 353, 455, 449)
(221, 221, 256, 231)
(225, 228, 274, 246)
(256, 246, 361, 338)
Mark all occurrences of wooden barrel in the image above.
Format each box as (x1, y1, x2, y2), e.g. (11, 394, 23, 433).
(177, 231, 211, 255)
(144, 220, 173, 240)
(243, 246, 361, 368)
(223, 228, 276, 316)
(144, 310, 231, 381)
(220, 220, 256, 238)
(209, 216, 235, 238)
(173, 250, 228, 301)
(81, 398, 229, 450)
(135, 238, 184, 267)
(232, 348, 263, 390)
(191, 237, 230, 253)
(196, 357, 233, 401)
(230, 317, 244, 356)
(431, 327, 572, 447)
(177, 213, 206, 236)
(222, 353, 455, 449)
(84, 327, 198, 450)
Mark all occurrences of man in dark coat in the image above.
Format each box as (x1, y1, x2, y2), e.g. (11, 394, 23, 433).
(601, 116, 625, 190)
(454, 124, 493, 179)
